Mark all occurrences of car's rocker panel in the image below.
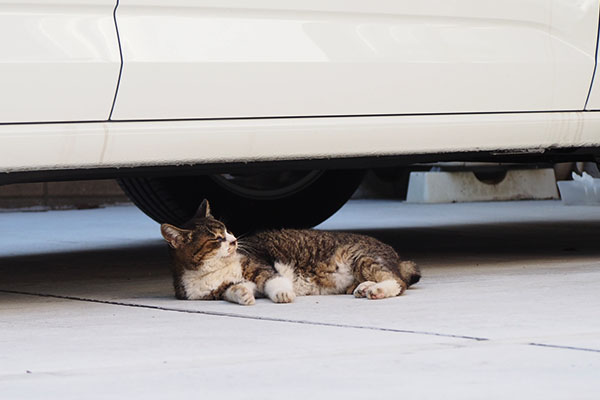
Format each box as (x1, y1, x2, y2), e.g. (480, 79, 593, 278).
(2, 111, 600, 174)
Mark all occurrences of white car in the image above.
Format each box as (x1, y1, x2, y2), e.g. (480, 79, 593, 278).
(1, 0, 600, 231)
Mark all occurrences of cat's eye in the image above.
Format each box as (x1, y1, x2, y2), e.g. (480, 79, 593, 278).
(216, 237, 226, 242)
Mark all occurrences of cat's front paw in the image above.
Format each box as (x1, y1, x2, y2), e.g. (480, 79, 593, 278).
(272, 290, 296, 303)
(365, 280, 403, 300)
(237, 288, 256, 306)
(227, 284, 256, 306)
(353, 281, 376, 298)
(265, 276, 296, 304)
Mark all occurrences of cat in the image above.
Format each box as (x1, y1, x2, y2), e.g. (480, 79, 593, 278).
(160, 199, 420, 305)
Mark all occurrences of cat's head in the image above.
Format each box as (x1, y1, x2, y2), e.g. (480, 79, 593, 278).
(160, 200, 238, 269)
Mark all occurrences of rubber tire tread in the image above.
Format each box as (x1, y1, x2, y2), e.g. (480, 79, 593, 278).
(118, 170, 364, 233)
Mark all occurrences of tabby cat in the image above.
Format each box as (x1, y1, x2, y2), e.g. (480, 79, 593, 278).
(161, 200, 420, 305)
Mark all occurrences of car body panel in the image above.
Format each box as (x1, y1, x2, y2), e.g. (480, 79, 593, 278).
(585, 5, 600, 112)
(2, 111, 600, 172)
(1, 1, 600, 176)
(111, 0, 598, 120)
(0, 0, 121, 123)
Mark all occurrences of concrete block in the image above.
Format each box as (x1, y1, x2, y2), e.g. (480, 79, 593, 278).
(406, 169, 559, 203)
(557, 176, 600, 205)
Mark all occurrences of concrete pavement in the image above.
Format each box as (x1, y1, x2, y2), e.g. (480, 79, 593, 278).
(1, 200, 599, 399)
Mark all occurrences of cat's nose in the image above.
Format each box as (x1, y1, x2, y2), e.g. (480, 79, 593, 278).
(231, 240, 237, 247)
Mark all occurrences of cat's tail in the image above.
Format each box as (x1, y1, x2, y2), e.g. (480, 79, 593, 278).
(399, 261, 421, 287)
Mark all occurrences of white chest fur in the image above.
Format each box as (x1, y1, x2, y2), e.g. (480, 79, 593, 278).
(181, 255, 243, 300)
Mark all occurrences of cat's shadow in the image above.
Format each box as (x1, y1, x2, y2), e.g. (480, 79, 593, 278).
(335, 219, 600, 260)
(1, 220, 599, 299)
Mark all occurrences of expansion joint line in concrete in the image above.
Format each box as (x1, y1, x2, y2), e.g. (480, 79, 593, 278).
(3, 288, 600, 353)
(527, 342, 600, 353)
(0, 288, 486, 341)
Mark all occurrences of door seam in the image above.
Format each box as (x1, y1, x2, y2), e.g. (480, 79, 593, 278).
(584, 3, 600, 109)
(109, 0, 124, 120)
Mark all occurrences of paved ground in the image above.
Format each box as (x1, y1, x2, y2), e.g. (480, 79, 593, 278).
(1, 200, 599, 399)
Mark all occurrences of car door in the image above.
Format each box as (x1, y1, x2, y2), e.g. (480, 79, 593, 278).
(111, 0, 599, 120)
(0, 0, 121, 123)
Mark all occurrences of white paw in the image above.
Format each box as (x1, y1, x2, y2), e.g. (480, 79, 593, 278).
(365, 280, 402, 300)
(237, 288, 256, 306)
(273, 290, 296, 303)
(353, 281, 376, 298)
(226, 284, 256, 306)
(265, 276, 296, 304)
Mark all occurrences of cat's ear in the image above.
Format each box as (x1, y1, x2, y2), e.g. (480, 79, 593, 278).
(161, 224, 192, 249)
(194, 199, 212, 219)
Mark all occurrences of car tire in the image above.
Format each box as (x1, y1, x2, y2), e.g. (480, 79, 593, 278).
(118, 169, 365, 233)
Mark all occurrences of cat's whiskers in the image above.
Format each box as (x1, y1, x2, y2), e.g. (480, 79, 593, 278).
(234, 240, 253, 255)
(235, 244, 251, 254)
(235, 236, 249, 245)
(234, 232, 251, 242)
